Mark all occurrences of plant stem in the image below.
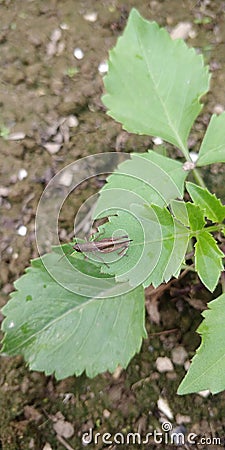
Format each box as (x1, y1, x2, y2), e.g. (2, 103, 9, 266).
(192, 168, 206, 188)
(221, 272, 225, 293)
(199, 224, 224, 234)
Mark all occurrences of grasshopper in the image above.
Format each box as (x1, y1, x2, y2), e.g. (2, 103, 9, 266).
(73, 235, 132, 255)
(59, 235, 132, 267)
(73, 235, 132, 267)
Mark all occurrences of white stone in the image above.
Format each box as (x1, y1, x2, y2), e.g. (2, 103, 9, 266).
(98, 61, 108, 74)
(156, 356, 174, 372)
(7, 132, 26, 140)
(18, 225, 27, 236)
(157, 397, 173, 420)
(18, 168, 28, 180)
(170, 22, 193, 40)
(73, 48, 84, 60)
(43, 142, 61, 154)
(171, 346, 188, 365)
(83, 12, 98, 22)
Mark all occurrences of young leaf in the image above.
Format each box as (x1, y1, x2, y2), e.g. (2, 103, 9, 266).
(186, 182, 225, 222)
(195, 231, 224, 292)
(197, 112, 225, 166)
(94, 151, 187, 219)
(178, 293, 225, 395)
(1, 249, 146, 379)
(102, 8, 210, 153)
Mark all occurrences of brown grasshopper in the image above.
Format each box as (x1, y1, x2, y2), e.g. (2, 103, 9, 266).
(72, 235, 132, 267)
(59, 235, 132, 267)
(73, 235, 132, 255)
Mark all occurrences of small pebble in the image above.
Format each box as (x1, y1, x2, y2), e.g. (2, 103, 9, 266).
(60, 23, 69, 30)
(98, 61, 108, 74)
(112, 365, 123, 379)
(43, 142, 61, 154)
(198, 389, 210, 398)
(0, 187, 9, 197)
(59, 171, 73, 187)
(156, 356, 174, 372)
(50, 28, 62, 42)
(18, 225, 27, 236)
(157, 396, 173, 420)
(7, 132, 26, 140)
(213, 104, 224, 115)
(171, 346, 188, 365)
(73, 48, 84, 60)
(53, 419, 74, 439)
(42, 443, 53, 450)
(103, 409, 111, 419)
(170, 22, 193, 40)
(46, 41, 56, 57)
(184, 360, 191, 371)
(18, 168, 28, 180)
(67, 115, 79, 127)
(83, 12, 98, 22)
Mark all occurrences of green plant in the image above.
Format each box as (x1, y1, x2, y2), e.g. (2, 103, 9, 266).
(0, 124, 10, 140)
(65, 66, 79, 77)
(2, 8, 225, 395)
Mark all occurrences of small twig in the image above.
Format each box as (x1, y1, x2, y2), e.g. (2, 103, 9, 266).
(148, 328, 178, 337)
(131, 376, 152, 390)
(56, 435, 75, 450)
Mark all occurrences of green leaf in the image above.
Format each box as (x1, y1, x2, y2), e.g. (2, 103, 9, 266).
(94, 151, 187, 219)
(1, 249, 146, 379)
(170, 200, 206, 231)
(97, 205, 190, 288)
(195, 231, 224, 292)
(102, 8, 210, 153)
(178, 293, 225, 394)
(186, 182, 225, 222)
(185, 203, 206, 231)
(170, 200, 189, 226)
(197, 113, 225, 166)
